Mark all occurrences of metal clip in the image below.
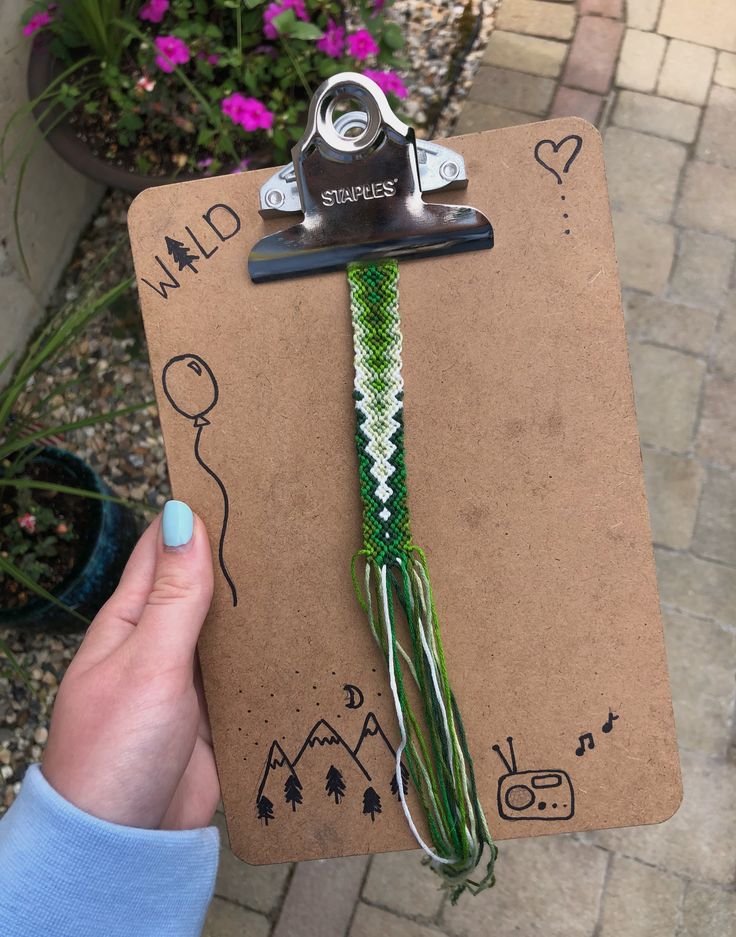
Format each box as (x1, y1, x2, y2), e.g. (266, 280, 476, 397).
(248, 72, 493, 283)
(258, 112, 469, 217)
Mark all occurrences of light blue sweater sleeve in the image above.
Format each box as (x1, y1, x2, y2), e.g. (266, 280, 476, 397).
(0, 764, 219, 937)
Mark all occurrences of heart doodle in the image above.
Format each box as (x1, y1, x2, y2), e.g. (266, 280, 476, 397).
(534, 134, 583, 185)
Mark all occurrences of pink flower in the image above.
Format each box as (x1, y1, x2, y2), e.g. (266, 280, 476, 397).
(221, 93, 274, 132)
(263, 0, 308, 39)
(197, 52, 220, 65)
(316, 18, 345, 58)
(154, 35, 190, 73)
(363, 68, 408, 99)
(136, 74, 156, 92)
(371, 0, 387, 12)
(23, 9, 52, 36)
(17, 513, 36, 532)
(139, 0, 169, 23)
(347, 29, 379, 61)
(230, 158, 250, 174)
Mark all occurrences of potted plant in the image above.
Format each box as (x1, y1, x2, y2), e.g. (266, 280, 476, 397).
(0, 258, 151, 631)
(13, 0, 407, 193)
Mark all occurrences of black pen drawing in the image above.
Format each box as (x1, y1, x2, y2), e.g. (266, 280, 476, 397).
(161, 353, 238, 606)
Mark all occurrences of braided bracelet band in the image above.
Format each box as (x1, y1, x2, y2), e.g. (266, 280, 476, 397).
(347, 259, 497, 901)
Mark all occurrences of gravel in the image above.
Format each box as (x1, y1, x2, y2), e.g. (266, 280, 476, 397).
(0, 0, 498, 816)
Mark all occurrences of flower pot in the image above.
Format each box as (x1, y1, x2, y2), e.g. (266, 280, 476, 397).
(26, 36, 202, 194)
(0, 448, 139, 631)
(26, 37, 274, 193)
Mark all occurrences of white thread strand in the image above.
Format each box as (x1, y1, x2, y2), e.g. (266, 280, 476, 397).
(381, 564, 455, 867)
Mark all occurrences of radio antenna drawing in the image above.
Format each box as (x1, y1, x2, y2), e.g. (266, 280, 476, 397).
(162, 353, 238, 606)
(492, 736, 574, 822)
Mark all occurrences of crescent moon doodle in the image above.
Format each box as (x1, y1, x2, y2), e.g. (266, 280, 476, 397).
(343, 684, 364, 710)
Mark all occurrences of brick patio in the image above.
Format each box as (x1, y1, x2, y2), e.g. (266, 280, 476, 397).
(205, 1, 736, 933)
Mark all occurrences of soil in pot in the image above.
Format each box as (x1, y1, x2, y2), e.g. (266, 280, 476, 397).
(1, 459, 95, 610)
(0, 450, 138, 629)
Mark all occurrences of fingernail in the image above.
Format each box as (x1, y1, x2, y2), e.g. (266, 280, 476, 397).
(162, 500, 193, 549)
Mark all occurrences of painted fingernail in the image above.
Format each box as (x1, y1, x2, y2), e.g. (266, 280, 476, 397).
(162, 500, 193, 549)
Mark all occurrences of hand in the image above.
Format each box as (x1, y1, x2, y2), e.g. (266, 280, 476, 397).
(43, 501, 219, 831)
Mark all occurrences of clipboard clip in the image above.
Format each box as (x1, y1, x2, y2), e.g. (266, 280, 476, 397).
(248, 72, 493, 283)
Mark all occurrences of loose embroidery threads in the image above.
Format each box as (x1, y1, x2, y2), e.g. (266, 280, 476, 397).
(347, 259, 497, 901)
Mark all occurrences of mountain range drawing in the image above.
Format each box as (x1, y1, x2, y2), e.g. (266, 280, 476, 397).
(255, 712, 409, 828)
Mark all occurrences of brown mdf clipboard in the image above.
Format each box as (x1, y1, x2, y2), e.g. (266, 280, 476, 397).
(128, 116, 682, 865)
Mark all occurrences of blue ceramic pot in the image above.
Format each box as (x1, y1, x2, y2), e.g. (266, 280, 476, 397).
(1, 448, 139, 631)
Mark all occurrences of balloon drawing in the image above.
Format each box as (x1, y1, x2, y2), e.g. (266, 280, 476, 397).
(162, 353, 238, 606)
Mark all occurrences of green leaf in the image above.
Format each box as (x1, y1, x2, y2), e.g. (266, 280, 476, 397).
(0, 479, 156, 514)
(382, 23, 404, 51)
(272, 7, 296, 33)
(0, 554, 89, 626)
(245, 0, 267, 7)
(288, 21, 324, 40)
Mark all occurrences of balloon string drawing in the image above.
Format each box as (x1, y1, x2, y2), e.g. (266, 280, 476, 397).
(162, 353, 238, 606)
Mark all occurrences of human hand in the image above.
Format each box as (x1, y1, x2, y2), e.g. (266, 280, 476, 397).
(42, 501, 219, 831)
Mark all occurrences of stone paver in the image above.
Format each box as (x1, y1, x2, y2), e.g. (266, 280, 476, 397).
(604, 127, 686, 221)
(643, 449, 703, 549)
(697, 85, 736, 168)
(663, 609, 736, 756)
(670, 230, 735, 309)
(562, 15, 624, 94)
(612, 91, 700, 143)
(711, 300, 736, 380)
(697, 375, 736, 470)
(213, 812, 291, 914)
(455, 100, 535, 134)
(616, 28, 666, 91)
(362, 851, 444, 921)
(593, 749, 735, 885)
(203, 898, 271, 937)
(657, 39, 716, 105)
(623, 293, 716, 355)
(626, 0, 661, 30)
(628, 342, 704, 451)
(597, 855, 683, 937)
(676, 162, 736, 240)
(273, 856, 369, 937)
(469, 65, 555, 116)
(550, 86, 603, 123)
(483, 31, 568, 78)
(580, 0, 622, 16)
(715, 51, 736, 89)
(693, 468, 736, 564)
(655, 548, 736, 624)
(350, 904, 441, 937)
(658, 0, 736, 53)
(441, 837, 608, 937)
(681, 883, 736, 937)
(495, 0, 576, 41)
(612, 212, 676, 293)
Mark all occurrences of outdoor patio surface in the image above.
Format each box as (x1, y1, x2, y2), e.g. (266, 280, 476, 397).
(203, 1, 736, 935)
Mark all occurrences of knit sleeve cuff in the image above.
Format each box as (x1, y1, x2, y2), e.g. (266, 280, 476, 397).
(0, 763, 219, 937)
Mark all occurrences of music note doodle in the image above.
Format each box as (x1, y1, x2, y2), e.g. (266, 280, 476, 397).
(575, 732, 595, 757)
(602, 710, 619, 734)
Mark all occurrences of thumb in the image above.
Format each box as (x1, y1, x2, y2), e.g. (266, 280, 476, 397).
(131, 500, 214, 666)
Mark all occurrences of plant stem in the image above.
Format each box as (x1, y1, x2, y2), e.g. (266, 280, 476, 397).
(281, 37, 312, 98)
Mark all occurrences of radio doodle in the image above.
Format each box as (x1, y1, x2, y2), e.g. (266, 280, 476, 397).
(492, 737, 575, 822)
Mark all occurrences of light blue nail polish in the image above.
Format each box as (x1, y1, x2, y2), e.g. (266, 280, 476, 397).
(163, 500, 193, 548)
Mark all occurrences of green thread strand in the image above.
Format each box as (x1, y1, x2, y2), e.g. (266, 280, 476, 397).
(347, 259, 497, 900)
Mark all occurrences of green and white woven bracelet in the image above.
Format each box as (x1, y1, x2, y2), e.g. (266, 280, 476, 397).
(347, 259, 498, 901)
